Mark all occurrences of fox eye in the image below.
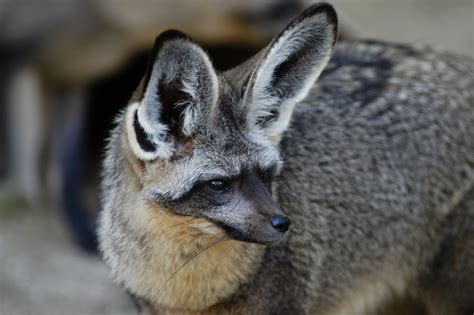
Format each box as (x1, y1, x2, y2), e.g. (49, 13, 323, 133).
(206, 179, 230, 193)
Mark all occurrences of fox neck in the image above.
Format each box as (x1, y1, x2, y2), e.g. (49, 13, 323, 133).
(129, 206, 265, 312)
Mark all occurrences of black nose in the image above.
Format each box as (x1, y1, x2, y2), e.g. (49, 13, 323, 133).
(270, 215, 291, 232)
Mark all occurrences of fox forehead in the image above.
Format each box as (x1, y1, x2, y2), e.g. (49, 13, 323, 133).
(141, 131, 282, 201)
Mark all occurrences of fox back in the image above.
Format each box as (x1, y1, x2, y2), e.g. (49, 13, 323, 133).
(98, 3, 474, 315)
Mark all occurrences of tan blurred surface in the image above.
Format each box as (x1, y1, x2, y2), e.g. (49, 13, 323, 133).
(0, 202, 135, 315)
(320, 0, 474, 58)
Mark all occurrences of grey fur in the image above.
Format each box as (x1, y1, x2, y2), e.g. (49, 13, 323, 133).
(98, 3, 474, 315)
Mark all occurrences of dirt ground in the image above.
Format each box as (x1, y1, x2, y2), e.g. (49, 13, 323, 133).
(0, 201, 135, 315)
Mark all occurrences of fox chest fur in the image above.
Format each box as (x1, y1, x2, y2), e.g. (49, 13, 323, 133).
(98, 3, 474, 315)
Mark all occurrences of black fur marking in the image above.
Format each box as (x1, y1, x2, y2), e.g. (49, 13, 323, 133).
(357, 39, 419, 57)
(324, 54, 393, 73)
(133, 109, 157, 152)
(158, 169, 281, 245)
(319, 50, 395, 108)
(158, 81, 191, 138)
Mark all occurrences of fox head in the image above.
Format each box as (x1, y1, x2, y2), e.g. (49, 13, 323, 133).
(100, 3, 337, 309)
(119, 3, 338, 245)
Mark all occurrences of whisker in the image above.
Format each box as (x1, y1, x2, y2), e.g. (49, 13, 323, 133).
(158, 235, 228, 292)
(213, 241, 240, 271)
(169, 217, 197, 229)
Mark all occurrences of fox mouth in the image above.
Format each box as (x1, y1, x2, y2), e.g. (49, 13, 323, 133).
(215, 222, 253, 242)
(213, 221, 286, 245)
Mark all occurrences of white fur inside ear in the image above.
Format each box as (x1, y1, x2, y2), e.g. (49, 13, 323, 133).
(126, 38, 219, 161)
(143, 41, 219, 138)
(126, 102, 173, 160)
(177, 69, 200, 136)
(263, 99, 296, 143)
(263, 53, 332, 141)
(249, 13, 334, 139)
(180, 44, 219, 136)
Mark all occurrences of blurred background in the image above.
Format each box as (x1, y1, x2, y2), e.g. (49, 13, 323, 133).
(0, 1, 472, 314)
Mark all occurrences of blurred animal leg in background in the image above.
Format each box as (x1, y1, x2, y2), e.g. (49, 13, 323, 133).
(48, 87, 97, 253)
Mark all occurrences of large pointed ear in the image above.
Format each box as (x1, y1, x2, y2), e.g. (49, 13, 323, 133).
(243, 3, 337, 143)
(126, 30, 218, 160)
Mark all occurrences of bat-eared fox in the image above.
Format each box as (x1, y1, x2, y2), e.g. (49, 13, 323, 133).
(98, 3, 473, 314)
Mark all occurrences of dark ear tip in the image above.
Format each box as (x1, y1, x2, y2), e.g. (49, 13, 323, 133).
(151, 29, 193, 62)
(302, 2, 337, 24)
(289, 3, 336, 30)
(295, 2, 338, 44)
(154, 29, 191, 46)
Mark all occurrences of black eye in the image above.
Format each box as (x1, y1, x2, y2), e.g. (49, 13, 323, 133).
(206, 179, 230, 193)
